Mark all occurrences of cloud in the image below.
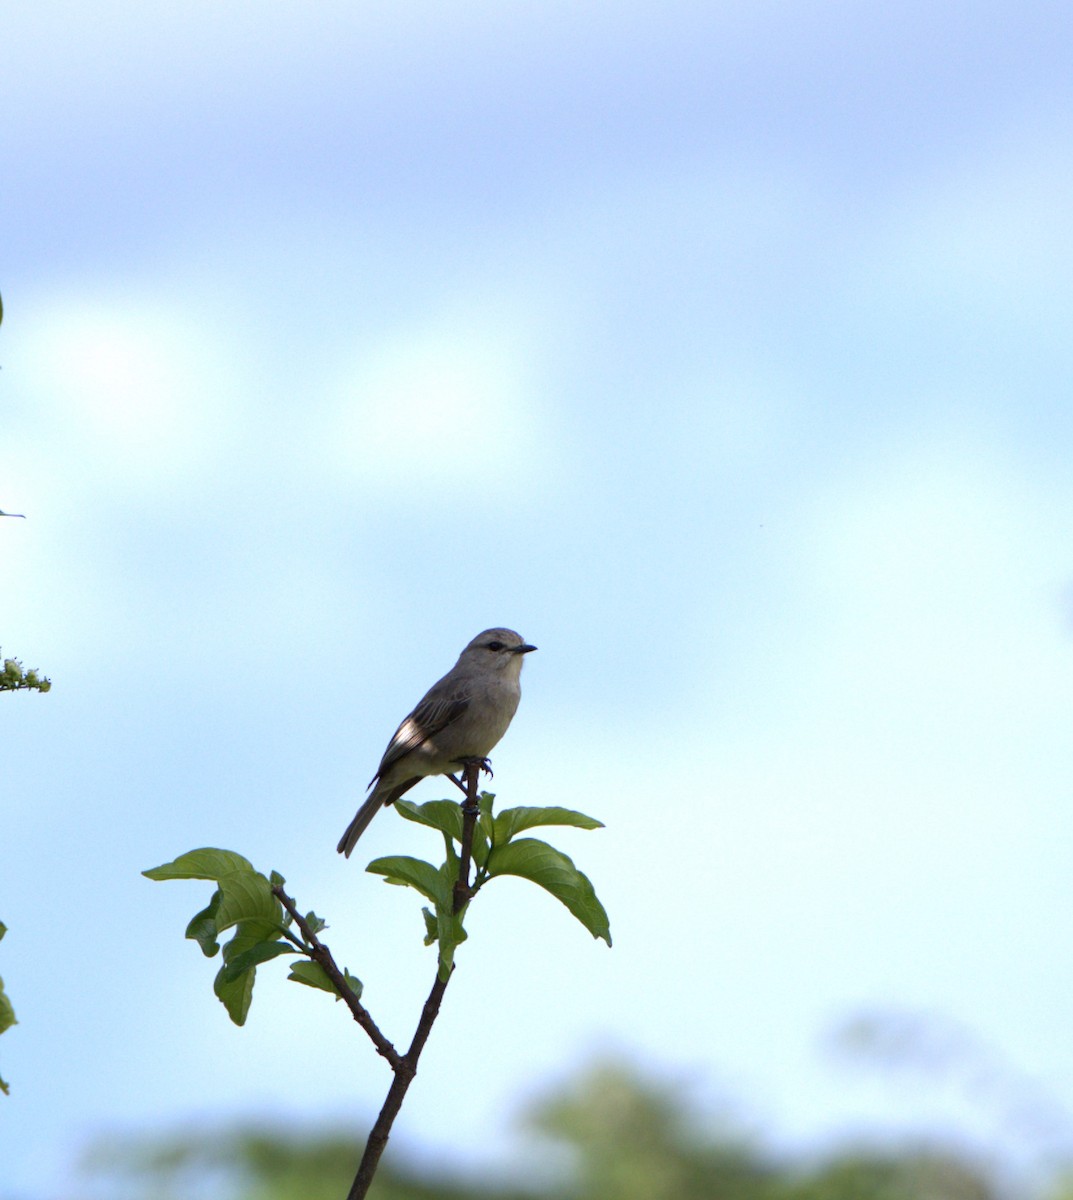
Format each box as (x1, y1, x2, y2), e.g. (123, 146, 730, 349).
(322, 309, 548, 494)
(12, 290, 246, 496)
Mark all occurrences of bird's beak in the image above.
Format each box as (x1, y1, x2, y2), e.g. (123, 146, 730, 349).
(514, 643, 537, 654)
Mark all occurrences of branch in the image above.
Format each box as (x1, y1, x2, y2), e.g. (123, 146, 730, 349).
(346, 759, 481, 1200)
(346, 972, 449, 1200)
(273, 885, 401, 1070)
(453, 762, 481, 914)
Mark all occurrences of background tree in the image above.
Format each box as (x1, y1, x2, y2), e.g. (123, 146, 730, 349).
(80, 1059, 1020, 1200)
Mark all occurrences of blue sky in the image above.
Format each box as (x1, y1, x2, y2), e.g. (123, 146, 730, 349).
(3, 0, 1073, 1194)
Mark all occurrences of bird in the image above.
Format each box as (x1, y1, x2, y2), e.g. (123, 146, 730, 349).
(337, 628, 537, 856)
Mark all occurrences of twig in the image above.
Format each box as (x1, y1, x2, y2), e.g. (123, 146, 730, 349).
(273, 885, 401, 1070)
(346, 759, 482, 1200)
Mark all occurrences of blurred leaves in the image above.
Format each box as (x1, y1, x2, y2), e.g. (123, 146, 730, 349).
(80, 1059, 1013, 1200)
(829, 1009, 1073, 1170)
(0, 921, 14, 1096)
(522, 1060, 1003, 1200)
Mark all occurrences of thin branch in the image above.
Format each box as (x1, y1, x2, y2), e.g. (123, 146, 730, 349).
(346, 972, 449, 1200)
(277, 925, 308, 952)
(346, 759, 482, 1200)
(273, 885, 401, 1070)
(453, 762, 480, 914)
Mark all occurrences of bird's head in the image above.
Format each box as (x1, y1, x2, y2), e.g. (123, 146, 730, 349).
(459, 628, 537, 675)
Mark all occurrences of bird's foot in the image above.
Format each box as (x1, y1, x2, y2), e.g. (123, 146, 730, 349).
(453, 755, 493, 778)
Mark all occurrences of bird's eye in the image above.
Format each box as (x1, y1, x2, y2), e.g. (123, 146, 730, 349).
(487, 640, 505, 651)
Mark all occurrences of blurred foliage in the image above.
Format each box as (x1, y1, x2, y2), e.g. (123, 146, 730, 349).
(527, 1061, 1000, 1200)
(1, 653, 50, 693)
(82, 1059, 1023, 1200)
(0, 921, 14, 1096)
(84, 1125, 534, 1200)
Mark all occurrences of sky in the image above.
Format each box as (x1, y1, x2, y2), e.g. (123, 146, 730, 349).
(3, 0, 1073, 1195)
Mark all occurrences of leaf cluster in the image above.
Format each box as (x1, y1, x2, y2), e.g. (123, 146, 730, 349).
(370, 793, 610, 981)
(143, 794, 609, 1028)
(0, 922, 15, 1095)
(1, 653, 50, 693)
(142, 850, 359, 1026)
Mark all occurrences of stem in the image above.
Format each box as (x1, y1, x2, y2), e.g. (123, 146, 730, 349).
(346, 760, 482, 1200)
(273, 885, 401, 1070)
(453, 762, 481, 914)
(345, 972, 449, 1200)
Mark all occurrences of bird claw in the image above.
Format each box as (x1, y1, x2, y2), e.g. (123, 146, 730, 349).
(453, 755, 493, 778)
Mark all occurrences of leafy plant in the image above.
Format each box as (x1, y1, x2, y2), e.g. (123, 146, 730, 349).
(145, 767, 608, 1199)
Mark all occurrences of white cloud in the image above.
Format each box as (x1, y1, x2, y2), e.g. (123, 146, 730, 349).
(323, 311, 547, 492)
(11, 291, 245, 495)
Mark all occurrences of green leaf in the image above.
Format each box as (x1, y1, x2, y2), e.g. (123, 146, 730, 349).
(218, 940, 295, 984)
(468, 821, 490, 869)
(1, 921, 16, 1094)
(485, 838, 612, 946)
(185, 891, 222, 958)
(493, 806, 604, 846)
(287, 960, 363, 1001)
(421, 906, 438, 947)
(442, 834, 459, 878)
(215, 871, 281, 934)
(214, 960, 255, 1025)
(288, 960, 335, 993)
(143, 848, 255, 882)
(269, 870, 286, 887)
(221, 918, 281, 965)
(396, 798, 464, 842)
(303, 911, 327, 936)
(0, 978, 15, 1036)
(478, 795, 495, 848)
(367, 855, 451, 909)
(209, 918, 283, 1025)
(433, 906, 467, 981)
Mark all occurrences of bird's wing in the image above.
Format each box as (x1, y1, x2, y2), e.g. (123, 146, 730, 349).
(369, 687, 470, 787)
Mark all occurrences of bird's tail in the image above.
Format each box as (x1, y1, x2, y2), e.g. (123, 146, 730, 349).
(336, 790, 386, 857)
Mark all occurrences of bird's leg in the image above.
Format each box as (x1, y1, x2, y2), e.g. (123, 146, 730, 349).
(446, 772, 467, 796)
(450, 758, 488, 819)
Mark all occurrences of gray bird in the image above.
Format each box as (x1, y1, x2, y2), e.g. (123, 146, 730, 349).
(337, 628, 537, 856)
